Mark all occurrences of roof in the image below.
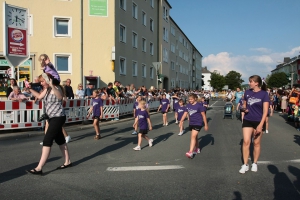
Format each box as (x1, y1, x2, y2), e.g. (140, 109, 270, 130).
(202, 67, 211, 73)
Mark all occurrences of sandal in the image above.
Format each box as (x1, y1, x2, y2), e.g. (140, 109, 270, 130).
(94, 135, 101, 140)
(56, 163, 72, 170)
(26, 168, 43, 175)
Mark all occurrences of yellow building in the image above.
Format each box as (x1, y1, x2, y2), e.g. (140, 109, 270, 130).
(0, 0, 202, 96)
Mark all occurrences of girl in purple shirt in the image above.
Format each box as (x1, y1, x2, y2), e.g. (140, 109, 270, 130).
(87, 90, 103, 140)
(179, 94, 208, 159)
(177, 99, 186, 136)
(132, 95, 142, 135)
(132, 100, 153, 151)
(157, 94, 170, 126)
(172, 93, 180, 123)
(38, 54, 61, 85)
(239, 75, 269, 174)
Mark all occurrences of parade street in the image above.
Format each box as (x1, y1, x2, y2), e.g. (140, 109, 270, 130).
(0, 100, 300, 200)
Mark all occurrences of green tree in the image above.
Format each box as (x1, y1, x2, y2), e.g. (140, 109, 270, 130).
(210, 72, 226, 91)
(225, 70, 244, 89)
(268, 72, 289, 88)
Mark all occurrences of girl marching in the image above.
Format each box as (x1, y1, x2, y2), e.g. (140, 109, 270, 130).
(157, 94, 170, 126)
(87, 90, 103, 140)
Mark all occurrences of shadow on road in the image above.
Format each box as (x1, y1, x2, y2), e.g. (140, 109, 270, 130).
(70, 127, 117, 142)
(268, 165, 300, 199)
(153, 132, 174, 146)
(0, 156, 61, 183)
(198, 134, 214, 151)
(288, 166, 300, 192)
(293, 135, 300, 146)
(232, 191, 242, 200)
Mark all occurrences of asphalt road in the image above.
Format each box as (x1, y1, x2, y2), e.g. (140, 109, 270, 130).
(0, 99, 300, 200)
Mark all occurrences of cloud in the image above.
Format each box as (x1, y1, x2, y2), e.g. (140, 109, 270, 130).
(202, 46, 300, 81)
(250, 47, 272, 54)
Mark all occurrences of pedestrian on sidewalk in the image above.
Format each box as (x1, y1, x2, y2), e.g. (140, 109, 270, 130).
(87, 90, 103, 140)
(27, 73, 71, 175)
(133, 100, 153, 151)
(157, 94, 170, 126)
(239, 75, 269, 174)
(179, 94, 208, 159)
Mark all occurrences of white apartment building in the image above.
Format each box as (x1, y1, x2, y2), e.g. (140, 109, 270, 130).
(201, 66, 212, 91)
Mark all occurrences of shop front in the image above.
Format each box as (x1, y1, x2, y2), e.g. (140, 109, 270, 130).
(0, 59, 32, 96)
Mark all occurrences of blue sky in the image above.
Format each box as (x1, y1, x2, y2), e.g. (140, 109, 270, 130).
(168, 0, 300, 80)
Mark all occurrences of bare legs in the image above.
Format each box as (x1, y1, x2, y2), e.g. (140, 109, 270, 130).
(137, 133, 150, 147)
(163, 113, 168, 125)
(189, 130, 199, 152)
(242, 127, 262, 165)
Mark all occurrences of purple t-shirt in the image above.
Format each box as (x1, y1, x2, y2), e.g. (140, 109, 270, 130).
(136, 109, 149, 130)
(185, 102, 205, 126)
(92, 98, 103, 117)
(173, 97, 179, 110)
(133, 101, 139, 110)
(244, 89, 270, 122)
(176, 105, 185, 121)
(161, 99, 170, 112)
(238, 99, 244, 109)
(43, 62, 60, 81)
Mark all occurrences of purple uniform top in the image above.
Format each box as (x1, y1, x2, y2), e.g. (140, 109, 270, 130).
(160, 99, 170, 112)
(244, 89, 270, 122)
(92, 98, 103, 117)
(185, 102, 205, 126)
(43, 62, 60, 82)
(238, 99, 244, 109)
(173, 97, 179, 110)
(133, 101, 139, 110)
(176, 105, 185, 121)
(136, 109, 149, 130)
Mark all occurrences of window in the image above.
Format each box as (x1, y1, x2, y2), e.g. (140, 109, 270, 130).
(150, 67, 154, 79)
(132, 32, 138, 48)
(150, 18, 154, 31)
(55, 54, 71, 73)
(142, 38, 146, 52)
(179, 35, 183, 43)
(150, 42, 154, 55)
(150, 0, 154, 8)
(132, 61, 137, 76)
(171, 61, 175, 70)
(142, 64, 146, 77)
(54, 17, 71, 37)
(171, 79, 175, 88)
(120, 0, 126, 10)
(142, 11, 146, 26)
(171, 26, 175, 36)
(171, 43, 175, 53)
(163, 48, 168, 62)
(132, 3, 137, 19)
(163, 27, 168, 42)
(179, 50, 183, 58)
(119, 57, 126, 75)
(163, 6, 168, 21)
(120, 24, 126, 43)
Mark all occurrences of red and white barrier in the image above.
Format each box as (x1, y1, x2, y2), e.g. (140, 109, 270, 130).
(0, 100, 44, 130)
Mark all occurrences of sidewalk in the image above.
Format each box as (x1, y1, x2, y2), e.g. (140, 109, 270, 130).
(0, 112, 159, 141)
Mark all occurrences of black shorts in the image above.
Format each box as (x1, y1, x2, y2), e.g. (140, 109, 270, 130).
(138, 129, 148, 134)
(93, 116, 100, 120)
(189, 125, 202, 131)
(43, 116, 66, 147)
(242, 119, 266, 131)
(161, 111, 167, 114)
(173, 109, 177, 112)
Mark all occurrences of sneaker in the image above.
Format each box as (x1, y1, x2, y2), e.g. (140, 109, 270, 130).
(114, 118, 119, 121)
(40, 142, 43, 145)
(133, 146, 141, 151)
(94, 135, 101, 140)
(178, 131, 183, 136)
(41, 73, 50, 84)
(162, 124, 165, 126)
(194, 148, 200, 154)
(185, 151, 193, 159)
(239, 164, 249, 174)
(148, 139, 153, 147)
(65, 136, 71, 143)
(251, 163, 258, 172)
(132, 131, 137, 135)
(265, 130, 269, 134)
(165, 122, 168, 126)
(175, 121, 178, 124)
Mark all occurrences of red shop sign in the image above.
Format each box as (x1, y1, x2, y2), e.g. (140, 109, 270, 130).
(7, 27, 27, 57)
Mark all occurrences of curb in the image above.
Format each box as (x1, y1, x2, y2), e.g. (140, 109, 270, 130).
(0, 112, 159, 141)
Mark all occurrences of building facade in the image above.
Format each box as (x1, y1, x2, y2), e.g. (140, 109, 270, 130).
(0, 0, 202, 96)
(201, 66, 212, 91)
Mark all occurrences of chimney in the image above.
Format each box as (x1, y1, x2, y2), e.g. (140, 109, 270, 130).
(204, 66, 207, 70)
(284, 57, 291, 63)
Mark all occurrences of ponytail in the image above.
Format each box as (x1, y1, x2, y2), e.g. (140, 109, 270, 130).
(261, 80, 267, 91)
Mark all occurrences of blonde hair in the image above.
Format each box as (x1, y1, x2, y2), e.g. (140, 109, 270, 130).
(93, 90, 99, 95)
(77, 83, 83, 90)
(38, 54, 49, 68)
(139, 100, 146, 107)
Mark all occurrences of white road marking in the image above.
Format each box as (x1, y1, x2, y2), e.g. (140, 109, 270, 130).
(257, 159, 300, 165)
(210, 101, 218, 107)
(106, 165, 184, 171)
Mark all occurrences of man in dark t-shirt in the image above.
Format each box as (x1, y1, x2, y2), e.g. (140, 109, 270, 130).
(107, 82, 116, 98)
(64, 79, 74, 99)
